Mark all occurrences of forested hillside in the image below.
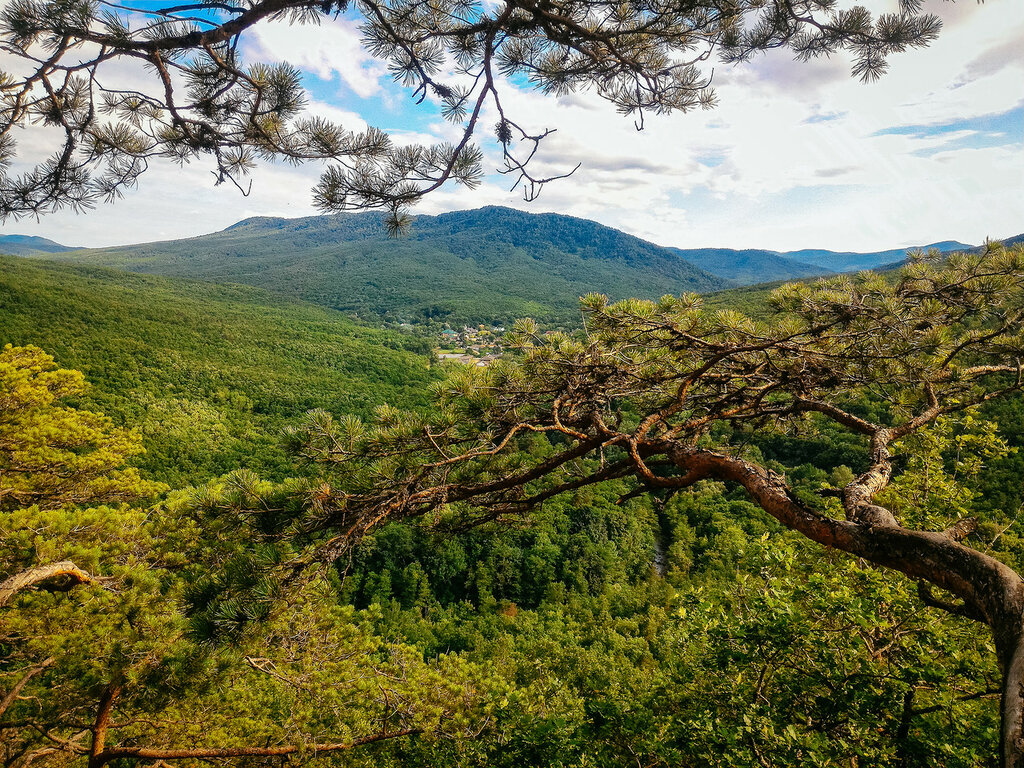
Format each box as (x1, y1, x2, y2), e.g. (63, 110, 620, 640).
(41, 207, 728, 325)
(24, 209, 991, 324)
(784, 239, 973, 272)
(0, 256, 436, 485)
(669, 246, 831, 284)
(0, 250, 814, 491)
(0, 234, 76, 256)
(4, 247, 1024, 767)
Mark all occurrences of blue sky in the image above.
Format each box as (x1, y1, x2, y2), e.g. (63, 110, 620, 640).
(3, 0, 1022, 251)
(871, 106, 1023, 158)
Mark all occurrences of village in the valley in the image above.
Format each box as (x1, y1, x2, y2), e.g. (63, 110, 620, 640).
(436, 325, 506, 366)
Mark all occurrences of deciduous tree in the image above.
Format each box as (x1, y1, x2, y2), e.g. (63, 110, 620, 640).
(0, 346, 489, 768)
(266, 244, 1024, 766)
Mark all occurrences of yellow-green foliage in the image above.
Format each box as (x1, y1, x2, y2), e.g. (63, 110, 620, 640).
(878, 411, 1014, 531)
(0, 352, 491, 766)
(0, 344, 165, 514)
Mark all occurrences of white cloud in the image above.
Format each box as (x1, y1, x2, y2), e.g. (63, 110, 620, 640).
(244, 16, 388, 99)
(302, 100, 369, 131)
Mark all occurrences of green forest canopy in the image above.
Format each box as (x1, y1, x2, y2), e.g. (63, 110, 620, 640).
(0, 255, 436, 485)
(3, 245, 1024, 766)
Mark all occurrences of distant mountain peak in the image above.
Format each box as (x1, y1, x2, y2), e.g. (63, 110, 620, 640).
(26, 206, 999, 326)
(39, 207, 728, 325)
(223, 215, 291, 231)
(0, 234, 76, 255)
(780, 239, 975, 271)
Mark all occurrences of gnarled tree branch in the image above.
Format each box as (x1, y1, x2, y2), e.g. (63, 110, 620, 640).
(0, 561, 107, 608)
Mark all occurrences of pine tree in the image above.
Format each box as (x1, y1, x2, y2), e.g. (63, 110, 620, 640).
(0, 0, 942, 228)
(0, 347, 490, 767)
(273, 244, 1024, 766)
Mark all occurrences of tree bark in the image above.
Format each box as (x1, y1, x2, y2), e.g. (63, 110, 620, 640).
(88, 682, 122, 768)
(662, 443, 1024, 764)
(895, 688, 914, 768)
(1002, 633, 1024, 768)
(995, 588, 1024, 768)
(90, 728, 422, 766)
(0, 561, 101, 608)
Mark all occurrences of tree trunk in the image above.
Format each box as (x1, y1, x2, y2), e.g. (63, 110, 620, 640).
(1000, 617, 1024, 768)
(664, 445, 1024, 765)
(88, 682, 122, 768)
(895, 688, 915, 768)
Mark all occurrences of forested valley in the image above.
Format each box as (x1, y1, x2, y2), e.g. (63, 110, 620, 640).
(0, 0, 1021, 762)
(4, 234, 1024, 767)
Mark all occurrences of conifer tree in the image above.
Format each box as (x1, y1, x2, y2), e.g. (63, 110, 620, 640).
(0, 0, 943, 228)
(0, 346, 490, 768)
(269, 245, 1024, 766)
(0, 344, 163, 605)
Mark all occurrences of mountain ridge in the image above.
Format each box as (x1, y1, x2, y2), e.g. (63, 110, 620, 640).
(11, 211, 1015, 262)
(670, 246, 829, 284)
(783, 240, 974, 272)
(0, 234, 78, 256)
(12, 208, 1017, 325)
(30, 207, 729, 325)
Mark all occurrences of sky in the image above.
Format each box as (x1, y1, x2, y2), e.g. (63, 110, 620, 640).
(2, 0, 1022, 252)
